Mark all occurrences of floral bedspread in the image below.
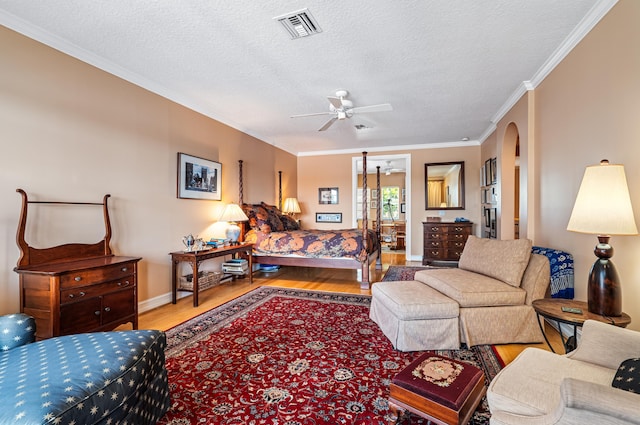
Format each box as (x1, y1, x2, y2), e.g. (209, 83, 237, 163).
(244, 228, 378, 262)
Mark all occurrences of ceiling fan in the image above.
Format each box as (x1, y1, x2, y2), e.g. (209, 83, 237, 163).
(291, 89, 392, 131)
(383, 160, 404, 175)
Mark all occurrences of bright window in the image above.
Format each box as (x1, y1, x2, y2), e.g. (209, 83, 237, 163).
(381, 186, 400, 220)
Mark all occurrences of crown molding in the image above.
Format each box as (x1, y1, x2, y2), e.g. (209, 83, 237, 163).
(484, 0, 618, 143)
(296, 140, 480, 157)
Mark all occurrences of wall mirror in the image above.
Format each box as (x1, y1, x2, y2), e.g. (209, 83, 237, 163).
(425, 161, 465, 210)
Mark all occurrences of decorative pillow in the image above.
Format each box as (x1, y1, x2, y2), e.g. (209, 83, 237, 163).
(279, 214, 300, 231)
(260, 202, 285, 232)
(612, 358, 640, 393)
(241, 203, 284, 234)
(458, 236, 532, 287)
(261, 202, 282, 215)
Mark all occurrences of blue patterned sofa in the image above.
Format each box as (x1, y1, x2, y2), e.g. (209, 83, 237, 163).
(0, 313, 170, 424)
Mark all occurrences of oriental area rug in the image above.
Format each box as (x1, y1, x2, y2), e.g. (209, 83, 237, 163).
(159, 286, 503, 425)
(381, 265, 433, 281)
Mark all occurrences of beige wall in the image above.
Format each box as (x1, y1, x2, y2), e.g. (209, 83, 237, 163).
(492, 0, 640, 330)
(535, 0, 640, 330)
(0, 26, 296, 314)
(298, 146, 481, 260)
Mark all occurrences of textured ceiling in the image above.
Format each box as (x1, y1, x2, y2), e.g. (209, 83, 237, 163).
(0, 1, 613, 157)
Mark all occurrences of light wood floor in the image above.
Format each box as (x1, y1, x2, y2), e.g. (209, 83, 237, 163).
(137, 251, 565, 365)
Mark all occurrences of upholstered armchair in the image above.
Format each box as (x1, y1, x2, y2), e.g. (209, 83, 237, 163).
(0, 313, 170, 424)
(487, 319, 640, 424)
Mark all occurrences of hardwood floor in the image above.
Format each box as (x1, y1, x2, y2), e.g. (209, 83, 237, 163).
(136, 251, 565, 365)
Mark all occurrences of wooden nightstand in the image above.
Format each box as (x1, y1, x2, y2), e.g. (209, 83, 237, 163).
(532, 298, 631, 353)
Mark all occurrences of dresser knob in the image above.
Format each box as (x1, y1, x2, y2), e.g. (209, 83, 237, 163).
(121, 267, 128, 272)
(74, 276, 82, 282)
(104, 307, 111, 312)
(118, 281, 130, 287)
(94, 311, 101, 316)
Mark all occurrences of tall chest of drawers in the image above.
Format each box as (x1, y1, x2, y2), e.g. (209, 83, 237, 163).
(422, 222, 473, 265)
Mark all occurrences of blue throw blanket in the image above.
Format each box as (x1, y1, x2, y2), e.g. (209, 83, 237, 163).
(532, 246, 574, 299)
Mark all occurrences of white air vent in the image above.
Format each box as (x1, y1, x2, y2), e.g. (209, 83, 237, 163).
(274, 8, 322, 39)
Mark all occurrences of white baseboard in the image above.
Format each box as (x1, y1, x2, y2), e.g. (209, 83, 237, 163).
(138, 291, 190, 314)
(544, 318, 582, 343)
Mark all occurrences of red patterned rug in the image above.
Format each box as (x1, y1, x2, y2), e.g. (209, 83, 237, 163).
(159, 287, 503, 424)
(382, 265, 433, 281)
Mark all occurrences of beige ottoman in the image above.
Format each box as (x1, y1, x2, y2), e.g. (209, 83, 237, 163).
(370, 280, 460, 351)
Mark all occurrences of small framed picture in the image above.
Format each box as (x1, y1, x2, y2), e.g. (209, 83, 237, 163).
(490, 157, 498, 184)
(177, 152, 222, 200)
(371, 189, 378, 200)
(316, 212, 342, 223)
(484, 159, 492, 187)
(318, 187, 339, 204)
(400, 203, 406, 213)
(371, 200, 377, 209)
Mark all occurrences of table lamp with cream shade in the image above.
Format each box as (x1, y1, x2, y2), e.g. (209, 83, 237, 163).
(566, 160, 638, 316)
(282, 197, 301, 218)
(219, 203, 249, 245)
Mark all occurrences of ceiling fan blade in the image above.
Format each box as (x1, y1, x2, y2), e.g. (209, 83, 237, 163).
(291, 111, 333, 118)
(350, 103, 393, 114)
(318, 117, 338, 131)
(327, 96, 343, 110)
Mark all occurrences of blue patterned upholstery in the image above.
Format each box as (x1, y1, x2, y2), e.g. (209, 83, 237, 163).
(0, 313, 35, 351)
(0, 314, 170, 424)
(532, 246, 574, 299)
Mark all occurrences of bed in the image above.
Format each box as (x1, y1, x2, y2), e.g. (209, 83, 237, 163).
(239, 152, 381, 289)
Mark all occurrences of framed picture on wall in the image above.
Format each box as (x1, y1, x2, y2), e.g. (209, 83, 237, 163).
(177, 152, 222, 200)
(484, 159, 492, 186)
(318, 187, 339, 204)
(400, 203, 406, 213)
(490, 157, 498, 184)
(316, 212, 342, 223)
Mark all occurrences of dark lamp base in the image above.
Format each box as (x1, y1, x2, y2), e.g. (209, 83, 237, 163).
(587, 258, 622, 317)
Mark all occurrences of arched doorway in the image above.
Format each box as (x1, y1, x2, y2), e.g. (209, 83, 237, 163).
(501, 123, 520, 239)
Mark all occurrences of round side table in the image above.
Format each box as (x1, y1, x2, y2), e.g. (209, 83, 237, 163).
(532, 298, 631, 353)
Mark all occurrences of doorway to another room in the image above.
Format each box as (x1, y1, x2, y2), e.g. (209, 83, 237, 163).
(352, 154, 411, 261)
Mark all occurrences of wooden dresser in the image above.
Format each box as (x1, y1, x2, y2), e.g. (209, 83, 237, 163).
(422, 221, 473, 265)
(13, 189, 141, 340)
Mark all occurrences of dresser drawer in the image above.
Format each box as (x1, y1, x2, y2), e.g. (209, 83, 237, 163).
(424, 239, 444, 249)
(449, 225, 471, 235)
(446, 248, 464, 260)
(60, 278, 136, 305)
(60, 261, 136, 288)
(425, 232, 445, 241)
(424, 224, 445, 234)
(449, 240, 466, 250)
(424, 248, 446, 260)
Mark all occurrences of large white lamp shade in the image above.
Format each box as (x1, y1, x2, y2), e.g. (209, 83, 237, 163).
(567, 160, 637, 316)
